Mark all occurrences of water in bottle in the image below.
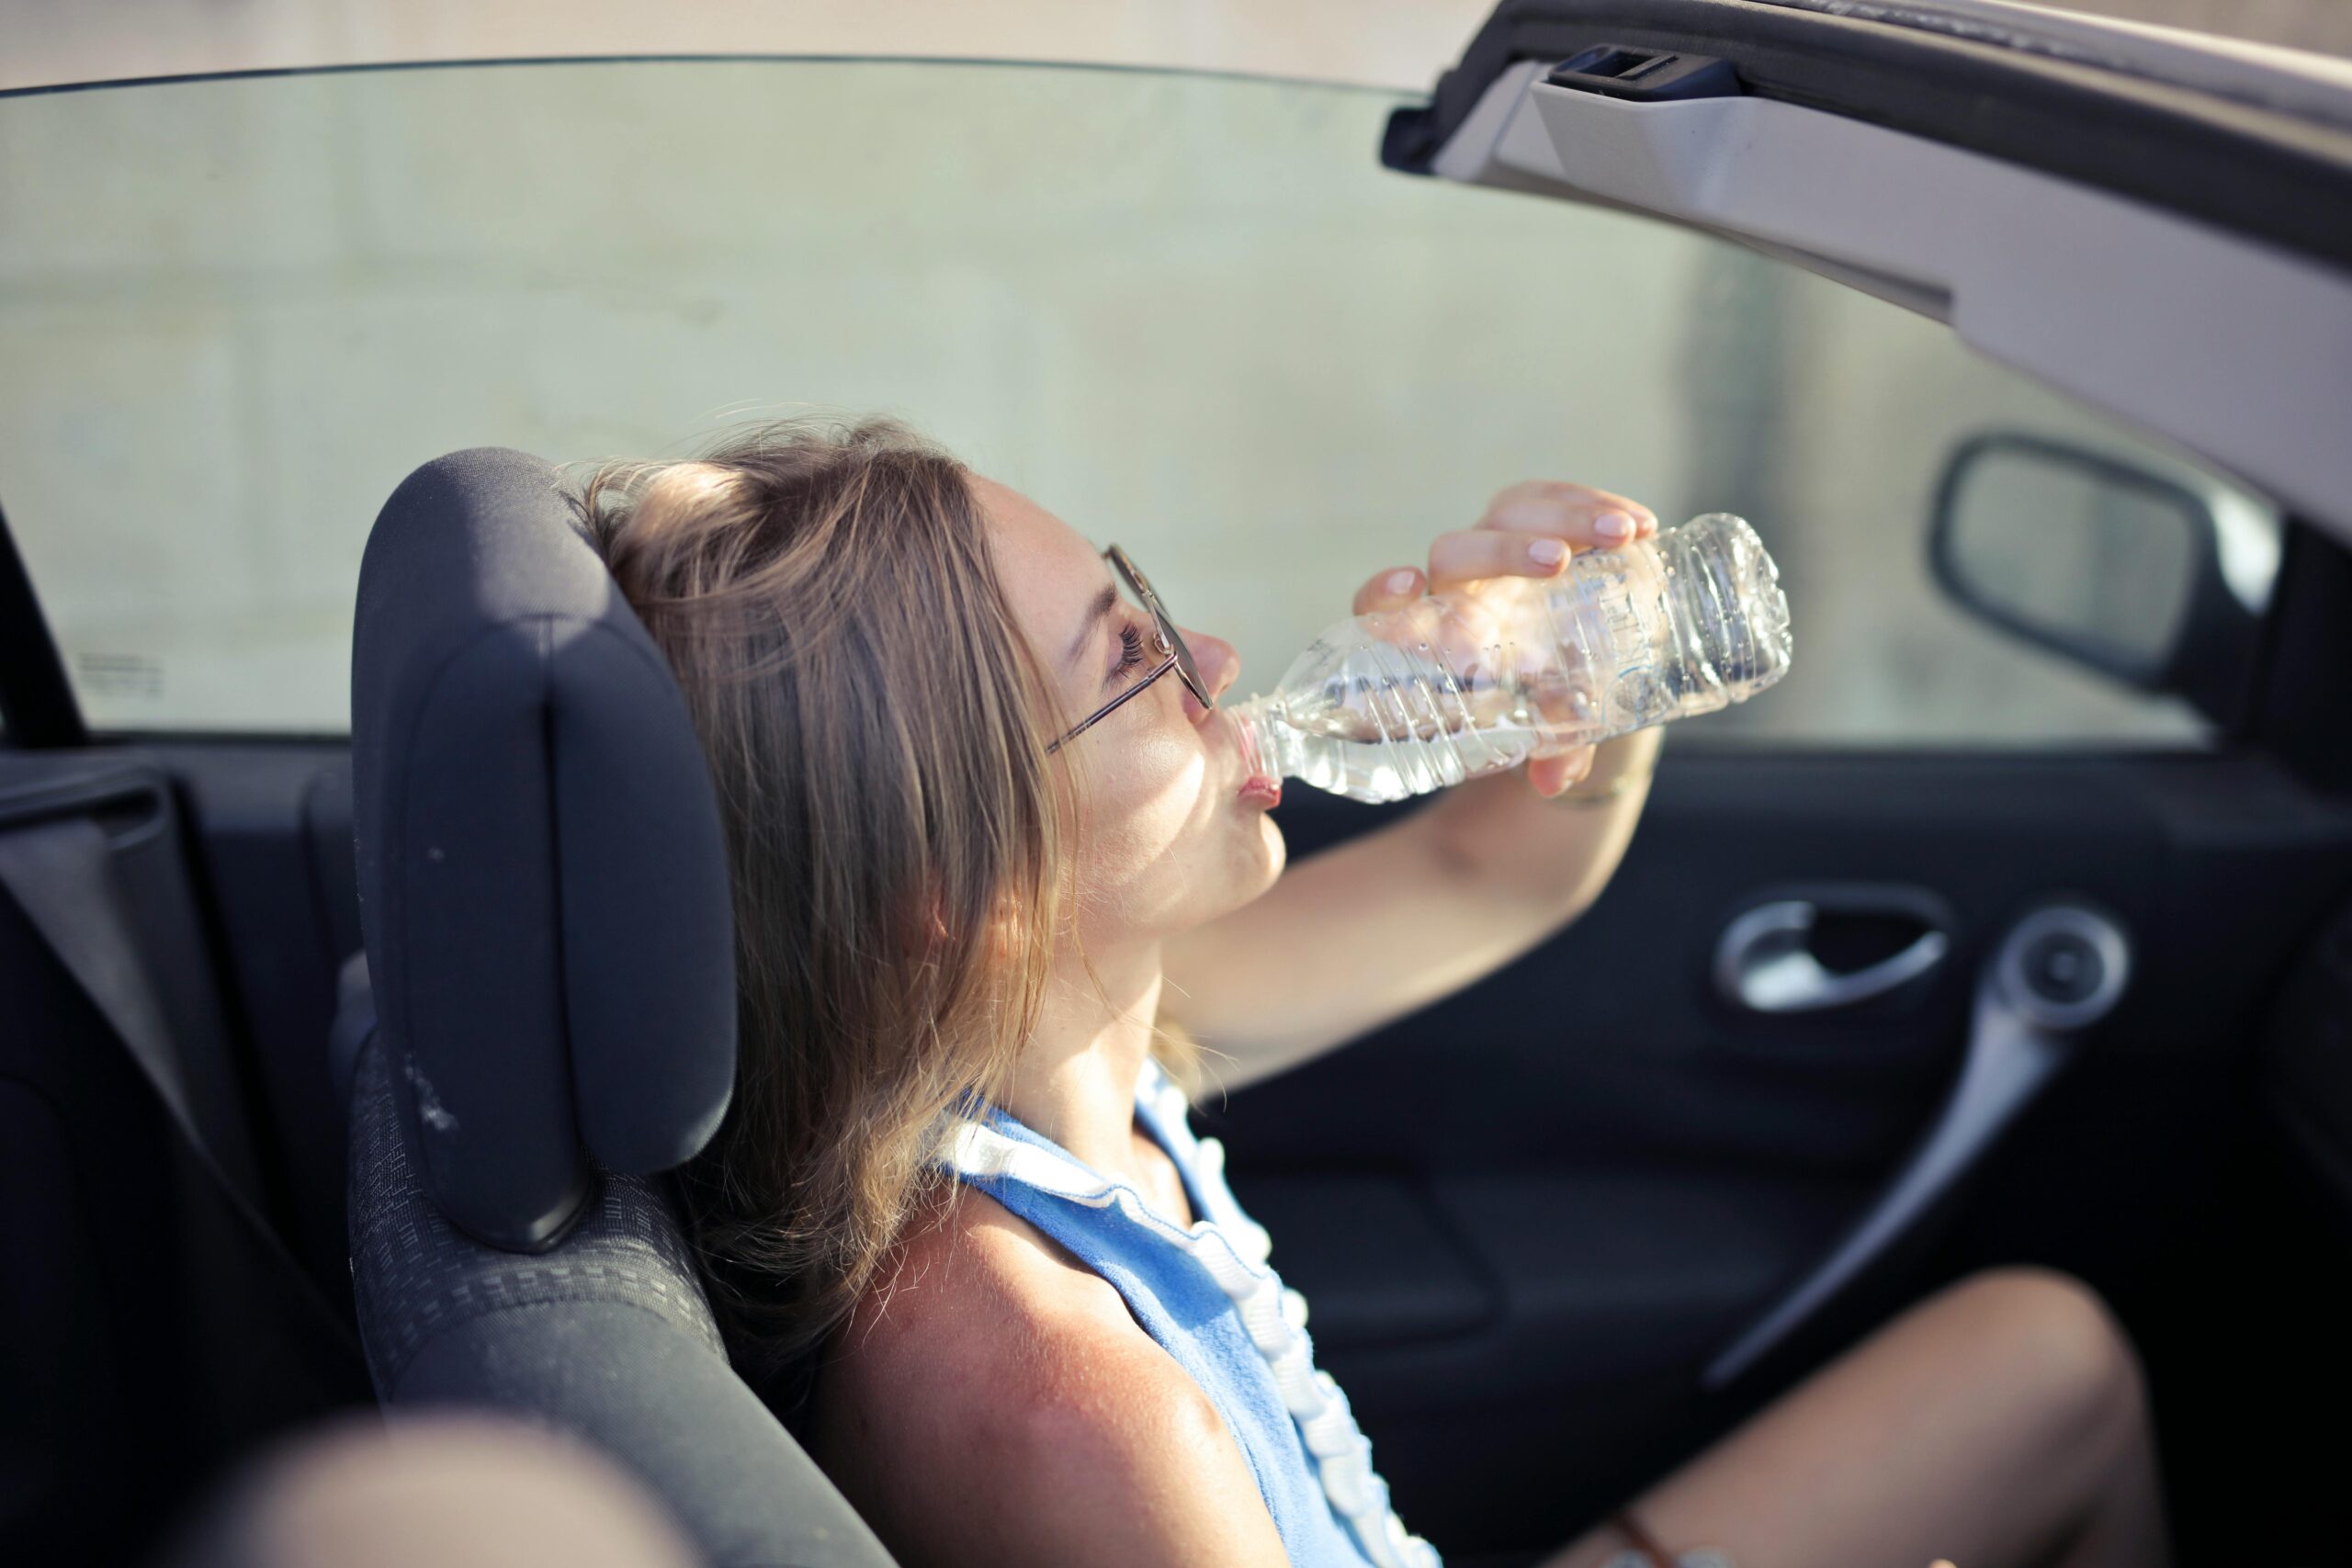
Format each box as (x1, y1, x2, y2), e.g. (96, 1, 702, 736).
(1227, 513, 1792, 805)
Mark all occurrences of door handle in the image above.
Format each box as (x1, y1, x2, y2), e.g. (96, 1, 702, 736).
(1713, 898, 1950, 1013)
(1704, 901, 2133, 1388)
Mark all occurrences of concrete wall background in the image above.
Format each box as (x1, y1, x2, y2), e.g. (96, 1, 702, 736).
(0, 50, 2280, 742)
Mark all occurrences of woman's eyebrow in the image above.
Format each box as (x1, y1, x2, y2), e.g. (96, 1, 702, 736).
(1064, 581, 1119, 670)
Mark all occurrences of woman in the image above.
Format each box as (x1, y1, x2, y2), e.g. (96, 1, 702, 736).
(577, 416, 2169, 1568)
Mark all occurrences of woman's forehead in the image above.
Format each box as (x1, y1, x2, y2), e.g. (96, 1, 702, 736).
(972, 475, 1105, 583)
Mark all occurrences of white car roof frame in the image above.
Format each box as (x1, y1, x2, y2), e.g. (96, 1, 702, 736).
(1385, 0, 2352, 546)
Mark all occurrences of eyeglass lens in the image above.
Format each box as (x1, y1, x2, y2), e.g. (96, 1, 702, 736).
(1109, 547, 1210, 709)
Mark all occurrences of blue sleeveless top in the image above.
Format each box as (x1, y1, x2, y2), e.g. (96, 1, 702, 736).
(938, 1057, 1442, 1568)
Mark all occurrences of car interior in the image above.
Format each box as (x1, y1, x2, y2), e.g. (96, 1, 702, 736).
(5, 3, 2351, 1566)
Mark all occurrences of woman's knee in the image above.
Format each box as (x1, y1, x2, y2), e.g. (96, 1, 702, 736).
(1930, 1266, 2150, 1441)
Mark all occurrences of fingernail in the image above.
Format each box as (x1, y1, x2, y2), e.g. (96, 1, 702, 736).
(1596, 513, 1634, 541)
(1384, 569, 1417, 594)
(1528, 537, 1566, 567)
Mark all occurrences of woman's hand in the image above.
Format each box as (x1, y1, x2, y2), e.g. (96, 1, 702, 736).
(1349, 479, 1659, 797)
(1162, 496, 1664, 1083)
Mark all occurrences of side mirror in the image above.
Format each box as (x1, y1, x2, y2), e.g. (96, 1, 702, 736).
(1928, 432, 2273, 727)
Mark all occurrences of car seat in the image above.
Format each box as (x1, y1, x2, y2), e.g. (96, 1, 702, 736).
(339, 446, 896, 1568)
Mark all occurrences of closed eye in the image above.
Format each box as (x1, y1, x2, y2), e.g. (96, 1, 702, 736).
(1108, 622, 1148, 688)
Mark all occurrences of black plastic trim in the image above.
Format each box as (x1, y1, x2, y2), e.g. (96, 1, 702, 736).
(2246, 518, 2352, 795)
(0, 499, 87, 748)
(1546, 44, 1744, 100)
(1382, 0, 2352, 273)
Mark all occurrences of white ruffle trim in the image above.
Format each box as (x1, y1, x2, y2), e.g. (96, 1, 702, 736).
(942, 1066, 1441, 1568)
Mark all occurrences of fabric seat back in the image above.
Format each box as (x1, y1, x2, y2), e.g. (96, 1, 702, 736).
(344, 446, 893, 1568)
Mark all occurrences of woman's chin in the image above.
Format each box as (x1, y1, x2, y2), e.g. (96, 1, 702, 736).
(1246, 809, 1286, 886)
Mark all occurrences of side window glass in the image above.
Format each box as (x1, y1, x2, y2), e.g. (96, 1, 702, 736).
(0, 62, 2277, 742)
(1653, 247, 2280, 746)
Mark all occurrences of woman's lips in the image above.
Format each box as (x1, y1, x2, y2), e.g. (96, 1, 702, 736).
(1218, 708, 1279, 806)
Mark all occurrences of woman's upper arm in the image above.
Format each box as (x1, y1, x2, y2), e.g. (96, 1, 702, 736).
(823, 1259, 1292, 1568)
(988, 1337, 1292, 1568)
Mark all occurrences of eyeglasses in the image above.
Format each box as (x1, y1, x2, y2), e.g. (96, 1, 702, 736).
(1046, 545, 1213, 755)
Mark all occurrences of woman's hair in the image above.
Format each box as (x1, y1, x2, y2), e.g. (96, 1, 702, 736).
(569, 414, 1197, 1389)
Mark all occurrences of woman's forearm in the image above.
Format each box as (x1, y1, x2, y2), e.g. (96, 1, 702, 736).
(1159, 729, 1659, 1088)
(1419, 727, 1663, 917)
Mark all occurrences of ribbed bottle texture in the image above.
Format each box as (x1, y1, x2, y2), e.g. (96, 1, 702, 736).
(1230, 513, 1792, 804)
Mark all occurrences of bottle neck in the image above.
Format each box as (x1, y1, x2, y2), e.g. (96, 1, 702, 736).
(1225, 693, 1299, 784)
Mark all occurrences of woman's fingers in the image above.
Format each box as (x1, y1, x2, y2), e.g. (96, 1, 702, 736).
(1346, 480, 1657, 794)
(1486, 479, 1656, 545)
(1428, 481, 1659, 592)
(1360, 481, 1660, 607)
(1525, 745, 1597, 797)
(1351, 565, 1426, 615)
(1425, 527, 1592, 592)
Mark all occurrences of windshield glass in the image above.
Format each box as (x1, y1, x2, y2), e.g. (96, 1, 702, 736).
(0, 58, 2276, 743)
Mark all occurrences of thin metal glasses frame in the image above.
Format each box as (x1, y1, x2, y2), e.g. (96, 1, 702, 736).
(1046, 545, 1212, 755)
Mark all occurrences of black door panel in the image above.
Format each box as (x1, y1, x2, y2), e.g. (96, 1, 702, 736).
(0, 750, 369, 1565)
(1222, 752, 2176, 1178)
(163, 744, 365, 1296)
(1216, 750, 2352, 1551)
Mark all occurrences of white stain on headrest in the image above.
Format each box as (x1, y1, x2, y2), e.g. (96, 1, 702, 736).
(402, 1053, 459, 1133)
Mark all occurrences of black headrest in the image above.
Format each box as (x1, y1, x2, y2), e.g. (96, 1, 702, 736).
(350, 447, 736, 1250)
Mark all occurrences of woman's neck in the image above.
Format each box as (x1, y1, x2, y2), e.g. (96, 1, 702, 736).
(1002, 942, 1164, 1181)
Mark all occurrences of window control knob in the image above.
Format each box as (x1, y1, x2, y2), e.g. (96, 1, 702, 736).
(2022, 929, 2106, 1005)
(1995, 905, 2131, 1030)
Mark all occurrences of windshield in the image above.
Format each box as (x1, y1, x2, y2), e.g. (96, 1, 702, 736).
(0, 58, 2277, 744)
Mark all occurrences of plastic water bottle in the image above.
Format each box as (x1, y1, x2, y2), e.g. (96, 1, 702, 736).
(1227, 513, 1792, 804)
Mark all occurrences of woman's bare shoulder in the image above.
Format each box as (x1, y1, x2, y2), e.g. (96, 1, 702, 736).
(807, 1183, 1288, 1568)
(820, 1181, 1124, 1397)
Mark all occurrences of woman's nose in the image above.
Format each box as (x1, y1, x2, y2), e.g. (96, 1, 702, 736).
(1180, 627, 1239, 718)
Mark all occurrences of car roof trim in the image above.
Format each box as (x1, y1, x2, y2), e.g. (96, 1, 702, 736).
(1387, 3, 2352, 276)
(1430, 59, 2352, 545)
(1746, 0, 2352, 127)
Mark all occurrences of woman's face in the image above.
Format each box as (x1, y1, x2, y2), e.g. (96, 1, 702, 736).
(974, 475, 1286, 952)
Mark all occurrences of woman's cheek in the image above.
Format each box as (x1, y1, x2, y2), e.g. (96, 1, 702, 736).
(1132, 714, 1208, 785)
(1095, 735, 1209, 840)
(1126, 785, 1209, 897)
(1087, 761, 1189, 874)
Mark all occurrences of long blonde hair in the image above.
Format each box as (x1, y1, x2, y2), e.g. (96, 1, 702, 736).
(571, 414, 1197, 1385)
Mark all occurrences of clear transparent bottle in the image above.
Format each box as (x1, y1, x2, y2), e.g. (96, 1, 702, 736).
(1228, 513, 1792, 804)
